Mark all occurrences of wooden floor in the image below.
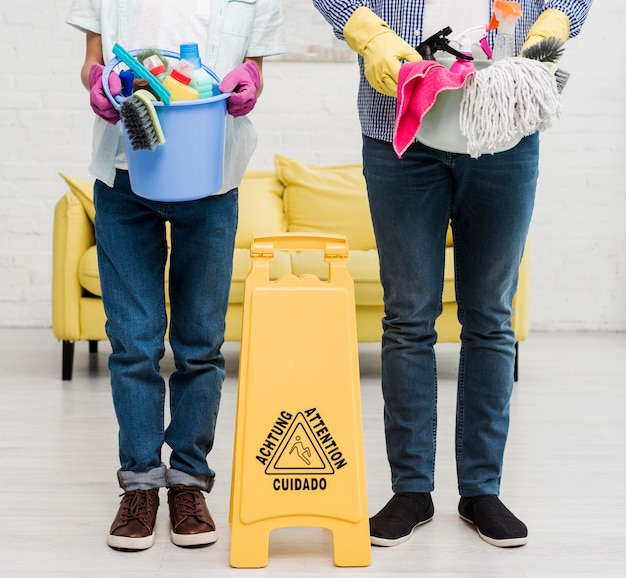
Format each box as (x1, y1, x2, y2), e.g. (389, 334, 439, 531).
(0, 329, 624, 577)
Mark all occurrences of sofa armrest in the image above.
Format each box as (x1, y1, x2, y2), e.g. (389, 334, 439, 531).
(52, 191, 96, 341)
(511, 243, 530, 341)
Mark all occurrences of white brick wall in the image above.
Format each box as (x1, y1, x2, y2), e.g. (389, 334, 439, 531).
(1, 1, 624, 330)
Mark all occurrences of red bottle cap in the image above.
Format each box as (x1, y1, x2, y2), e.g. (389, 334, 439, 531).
(143, 55, 167, 77)
(169, 60, 194, 85)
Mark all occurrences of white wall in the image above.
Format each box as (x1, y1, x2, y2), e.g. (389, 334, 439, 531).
(1, 1, 624, 331)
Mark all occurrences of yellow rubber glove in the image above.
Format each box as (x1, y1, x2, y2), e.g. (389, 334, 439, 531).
(521, 8, 570, 52)
(343, 6, 422, 97)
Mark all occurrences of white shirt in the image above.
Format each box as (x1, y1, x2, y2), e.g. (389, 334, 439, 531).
(114, 1, 213, 171)
(424, 0, 490, 40)
(66, 0, 285, 190)
(129, 0, 211, 57)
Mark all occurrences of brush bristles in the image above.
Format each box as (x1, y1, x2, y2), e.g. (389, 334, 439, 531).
(521, 36, 565, 64)
(120, 97, 161, 151)
(554, 68, 570, 94)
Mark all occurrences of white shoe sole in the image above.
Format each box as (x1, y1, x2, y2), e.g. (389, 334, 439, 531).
(370, 515, 433, 547)
(459, 514, 528, 548)
(170, 529, 218, 547)
(107, 532, 156, 550)
(477, 529, 528, 548)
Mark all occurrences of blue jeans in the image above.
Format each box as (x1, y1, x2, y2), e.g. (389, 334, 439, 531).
(362, 134, 538, 497)
(94, 170, 238, 492)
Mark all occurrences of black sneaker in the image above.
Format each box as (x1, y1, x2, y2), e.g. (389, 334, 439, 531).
(458, 495, 528, 547)
(369, 493, 434, 546)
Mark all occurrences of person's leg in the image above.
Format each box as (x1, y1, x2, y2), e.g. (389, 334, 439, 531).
(94, 170, 169, 549)
(163, 188, 238, 546)
(452, 132, 539, 547)
(362, 137, 451, 545)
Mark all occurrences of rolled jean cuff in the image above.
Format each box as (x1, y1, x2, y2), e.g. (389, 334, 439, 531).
(117, 464, 167, 491)
(166, 468, 215, 493)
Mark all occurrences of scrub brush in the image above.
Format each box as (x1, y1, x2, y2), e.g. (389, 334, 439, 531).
(120, 89, 165, 151)
(521, 36, 570, 93)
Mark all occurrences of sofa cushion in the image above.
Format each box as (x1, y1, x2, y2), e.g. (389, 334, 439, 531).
(287, 245, 454, 305)
(443, 246, 455, 303)
(78, 246, 101, 296)
(290, 249, 383, 306)
(78, 245, 172, 301)
(235, 171, 286, 249)
(59, 173, 95, 223)
(275, 155, 376, 251)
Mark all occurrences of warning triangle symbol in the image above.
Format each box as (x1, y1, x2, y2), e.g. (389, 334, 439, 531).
(265, 412, 334, 475)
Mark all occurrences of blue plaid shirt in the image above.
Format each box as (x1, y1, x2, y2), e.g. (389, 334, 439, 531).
(312, 0, 593, 142)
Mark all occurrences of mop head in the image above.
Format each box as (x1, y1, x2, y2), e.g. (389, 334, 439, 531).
(459, 57, 561, 158)
(120, 89, 165, 151)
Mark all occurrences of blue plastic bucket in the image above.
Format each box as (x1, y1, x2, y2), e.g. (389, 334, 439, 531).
(103, 50, 230, 202)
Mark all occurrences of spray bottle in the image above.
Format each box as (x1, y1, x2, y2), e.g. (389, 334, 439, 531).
(450, 25, 493, 63)
(489, 0, 522, 61)
(416, 26, 476, 73)
(450, 36, 476, 73)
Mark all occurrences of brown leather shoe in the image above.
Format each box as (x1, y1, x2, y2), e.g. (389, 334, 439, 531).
(168, 484, 218, 547)
(107, 488, 159, 550)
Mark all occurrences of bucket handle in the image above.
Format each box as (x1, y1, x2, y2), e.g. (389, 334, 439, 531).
(102, 49, 222, 110)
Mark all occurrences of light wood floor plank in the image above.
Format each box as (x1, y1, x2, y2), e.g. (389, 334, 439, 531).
(0, 329, 624, 576)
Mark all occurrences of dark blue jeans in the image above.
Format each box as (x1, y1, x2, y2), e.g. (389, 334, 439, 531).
(362, 134, 539, 496)
(94, 170, 237, 491)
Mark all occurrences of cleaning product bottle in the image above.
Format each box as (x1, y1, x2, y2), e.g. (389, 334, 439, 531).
(143, 54, 168, 81)
(180, 42, 218, 99)
(191, 68, 217, 99)
(119, 69, 135, 97)
(163, 59, 200, 101)
(451, 25, 493, 61)
(179, 43, 202, 69)
(450, 35, 476, 74)
(489, 0, 522, 60)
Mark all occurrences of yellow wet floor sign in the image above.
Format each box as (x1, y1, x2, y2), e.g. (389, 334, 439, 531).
(229, 233, 370, 568)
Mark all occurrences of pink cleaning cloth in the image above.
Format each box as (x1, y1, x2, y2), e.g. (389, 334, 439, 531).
(393, 60, 475, 158)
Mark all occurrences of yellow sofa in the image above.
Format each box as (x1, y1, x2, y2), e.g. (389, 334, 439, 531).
(53, 155, 529, 380)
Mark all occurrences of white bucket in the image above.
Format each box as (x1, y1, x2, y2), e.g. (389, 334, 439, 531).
(416, 56, 522, 155)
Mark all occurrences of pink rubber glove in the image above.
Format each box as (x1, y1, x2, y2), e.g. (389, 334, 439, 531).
(219, 61, 261, 117)
(88, 63, 122, 124)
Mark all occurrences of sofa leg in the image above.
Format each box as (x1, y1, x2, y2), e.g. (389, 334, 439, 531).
(89, 340, 98, 354)
(514, 342, 519, 382)
(62, 341, 75, 381)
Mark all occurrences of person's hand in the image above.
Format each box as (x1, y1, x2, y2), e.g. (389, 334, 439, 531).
(88, 63, 122, 124)
(219, 61, 261, 117)
(520, 8, 570, 53)
(343, 6, 422, 97)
